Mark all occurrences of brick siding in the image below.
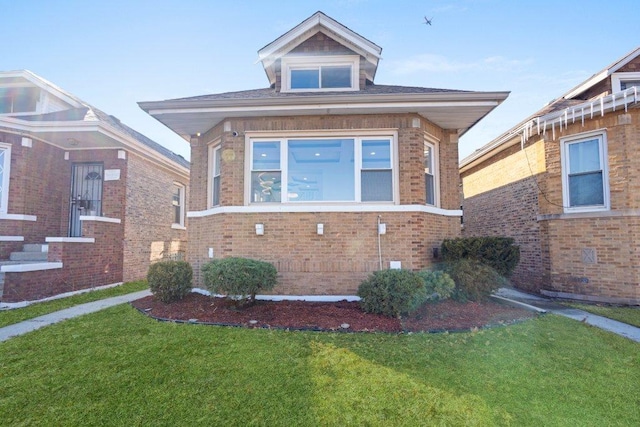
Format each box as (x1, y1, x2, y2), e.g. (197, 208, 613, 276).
(0, 131, 189, 301)
(462, 98, 640, 303)
(123, 152, 188, 282)
(188, 113, 460, 295)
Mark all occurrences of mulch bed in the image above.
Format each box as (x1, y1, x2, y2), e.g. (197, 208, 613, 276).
(131, 292, 539, 333)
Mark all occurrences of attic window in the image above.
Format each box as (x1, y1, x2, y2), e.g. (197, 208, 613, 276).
(0, 87, 40, 114)
(611, 72, 640, 92)
(281, 55, 359, 92)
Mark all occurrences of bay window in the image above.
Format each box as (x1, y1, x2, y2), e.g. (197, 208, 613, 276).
(210, 145, 221, 207)
(249, 135, 394, 203)
(424, 141, 438, 206)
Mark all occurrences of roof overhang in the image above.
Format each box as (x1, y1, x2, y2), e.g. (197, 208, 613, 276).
(139, 91, 509, 141)
(563, 46, 640, 99)
(0, 117, 189, 177)
(0, 70, 83, 109)
(460, 87, 640, 172)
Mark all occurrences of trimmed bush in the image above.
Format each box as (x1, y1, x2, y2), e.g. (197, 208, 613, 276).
(202, 257, 277, 308)
(147, 261, 193, 303)
(441, 237, 520, 277)
(357, 269, 427, 318)
(417, 270, 455, 302)
(435, 259, 507, 302)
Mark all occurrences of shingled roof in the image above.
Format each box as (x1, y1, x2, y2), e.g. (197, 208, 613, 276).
(1, 70, 189, 170)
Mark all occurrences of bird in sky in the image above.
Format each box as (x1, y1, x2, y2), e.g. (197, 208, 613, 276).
(423, 16, 433, 25)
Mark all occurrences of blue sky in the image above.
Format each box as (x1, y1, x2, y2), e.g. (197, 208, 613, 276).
(3, 0, 638, 161)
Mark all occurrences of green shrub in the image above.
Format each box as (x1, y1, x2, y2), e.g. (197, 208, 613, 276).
(417, 270, 455, 302)
(441, 237, 520, 277)
(202, 257, 277, 308)
(357, 269, 427, 318)
(147, 261, 193, 303)
(435, 259, 507, 302)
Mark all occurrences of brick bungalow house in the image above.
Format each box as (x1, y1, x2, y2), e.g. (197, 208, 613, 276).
(140, 11, 508, 296)
(0, 70, 190, 302)
(460, 47, 640, 304)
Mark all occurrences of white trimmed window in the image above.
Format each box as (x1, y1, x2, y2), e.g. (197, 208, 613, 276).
(612, 72, 640, 92)
(172, 183, 185, 226)
(0, 143, 10, 213)
(281, 56, 359, 92)
(0, 87, 40, 114)
(249, 135, 395, 203)
(209, 144, 222, 207)
(561, 131, 609, 212)
(424, 140, 439, 206)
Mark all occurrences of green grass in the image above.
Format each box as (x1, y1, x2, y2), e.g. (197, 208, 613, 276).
(0, 280, 148, 328)
(1, 307, 638, 426)
(565, 303, 640, 328)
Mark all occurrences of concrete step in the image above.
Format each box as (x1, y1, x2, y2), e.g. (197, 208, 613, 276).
(9, 252, 48, 262)
(23, 244, 48, 253)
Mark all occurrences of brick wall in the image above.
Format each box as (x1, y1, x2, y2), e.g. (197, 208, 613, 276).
(462, 105, 640, 303)
(0, 133, 189, 300)
(2, 220, 123, 302)
(187, 113, 460, 295)
(188, 211, 459, 295)
(122, 152, 188, 282)
(275, 32, 368, 91)
(462, 139, 548, 292)
(0, 132, 68, 257)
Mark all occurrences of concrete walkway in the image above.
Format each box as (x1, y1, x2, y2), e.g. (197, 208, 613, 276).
(494, 288, 640, 343)
(0, 290, 151, 342)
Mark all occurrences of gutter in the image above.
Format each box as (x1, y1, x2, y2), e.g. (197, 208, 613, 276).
(0, 117, 189, 177)
(460, 87, 639, 172)
(139, 91, 510, 112)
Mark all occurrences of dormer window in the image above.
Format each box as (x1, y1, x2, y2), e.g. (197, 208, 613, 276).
(281, 55, 359, 92)
(0, 87, 40, 114)
(611, 72, 640, 92)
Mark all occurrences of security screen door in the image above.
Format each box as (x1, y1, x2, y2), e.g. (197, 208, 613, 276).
(69, 163, 103, 237)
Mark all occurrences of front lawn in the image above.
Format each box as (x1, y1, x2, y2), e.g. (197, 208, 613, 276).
(0, 280, 148, 328)
(1, 305, 638, 426)
(565, 302, 640, 328)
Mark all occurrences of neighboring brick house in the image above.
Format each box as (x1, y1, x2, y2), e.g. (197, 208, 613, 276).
(461, 47, 640, 304)
(140, 12, 507, 296)
(0, 70, 190, 302)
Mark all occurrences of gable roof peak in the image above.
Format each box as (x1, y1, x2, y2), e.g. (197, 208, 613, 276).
(257, 11, 383, 86)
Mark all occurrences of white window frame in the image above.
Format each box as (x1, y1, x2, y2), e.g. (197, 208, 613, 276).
(208, 142, 222, 208)
(245, 131, 398, 205)
(281, 55, 360, 93)
(172, 182, 186, 227)
(611, 72, 640, 92)
(424, 136, 440, 207)
(560, 130, 609, 213)
(0, 142, 11, 214)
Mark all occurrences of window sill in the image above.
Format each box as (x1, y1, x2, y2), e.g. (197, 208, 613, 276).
(171, 224, 187, 230)
(0, 213, 37, 222)
(79, 215, 121, 224)
(537, 209, 640, 221)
